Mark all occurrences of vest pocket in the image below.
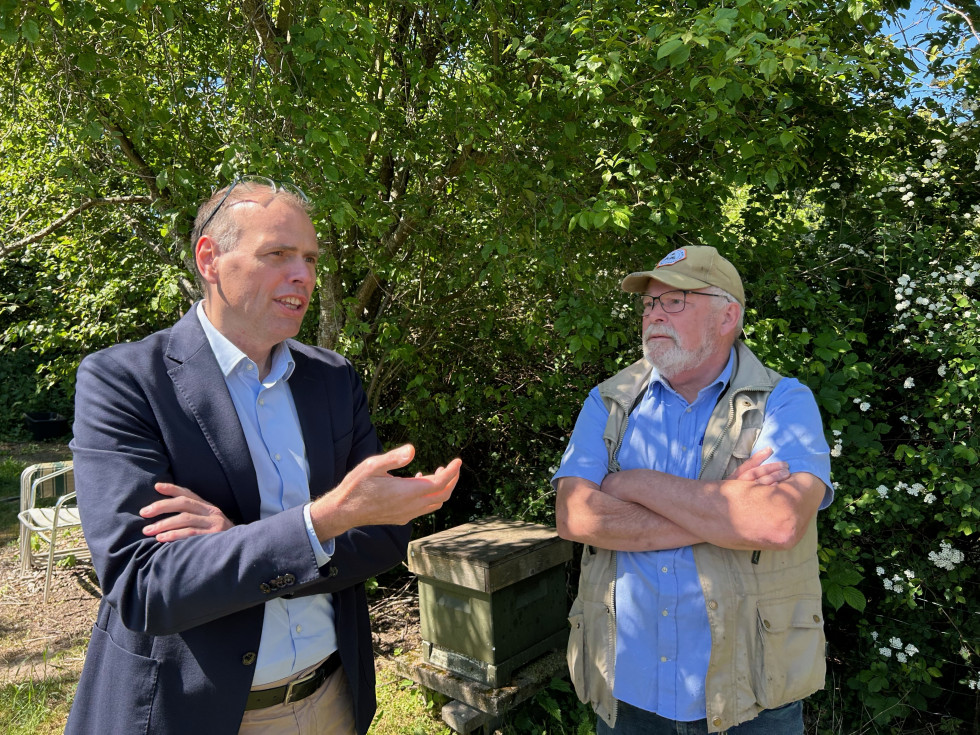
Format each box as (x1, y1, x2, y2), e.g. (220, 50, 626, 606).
(752, 595, 826, 710)
(566, 608, 588, 704)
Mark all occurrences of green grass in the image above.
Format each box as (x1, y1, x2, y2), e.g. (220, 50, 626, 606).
(0, 670, 76, 734)
(369, 673, 449, 735)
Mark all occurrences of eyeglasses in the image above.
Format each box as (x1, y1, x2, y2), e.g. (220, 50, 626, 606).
(194, 175, 309, 240)
(634, 290, 730, 316)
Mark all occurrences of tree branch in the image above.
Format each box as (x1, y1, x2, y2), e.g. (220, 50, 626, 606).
(939, 2, 980, 44)
(3, 196, 153, 260)
(103, 120, 164, 200)
(241, 0, 284, 71)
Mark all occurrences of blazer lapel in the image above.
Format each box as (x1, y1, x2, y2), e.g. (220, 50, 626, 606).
(289, 347, 335, 499)
(164, 308, 262, 523)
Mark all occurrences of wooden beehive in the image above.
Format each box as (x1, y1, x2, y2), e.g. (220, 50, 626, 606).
(407, 516, 573, 687)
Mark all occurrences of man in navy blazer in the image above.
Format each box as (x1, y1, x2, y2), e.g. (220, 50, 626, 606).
(67, 178, 461, 734)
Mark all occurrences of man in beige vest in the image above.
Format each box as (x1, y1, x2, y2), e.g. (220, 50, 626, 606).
(554, 246, 832, 733)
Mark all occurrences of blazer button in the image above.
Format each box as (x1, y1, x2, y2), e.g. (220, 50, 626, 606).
(283, 573, 295, 585)
(242, 652, 257, 666)
(260, 583, 272, 594)
(329, 566, 339, 577)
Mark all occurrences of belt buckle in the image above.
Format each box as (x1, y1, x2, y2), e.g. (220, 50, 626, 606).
(283, 666, 318, 705)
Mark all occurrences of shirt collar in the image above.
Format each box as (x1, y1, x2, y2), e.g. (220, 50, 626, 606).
(649, 347, 735, 403)
(195, 301, 295, 382)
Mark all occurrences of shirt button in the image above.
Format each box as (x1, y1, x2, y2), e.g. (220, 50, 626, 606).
(258, 398, 265, 406)
(660, 656, 668, 662)
(274, 453, 281, 461)
(246, 364, 254, 371)
(662, 609, 668, 617)
(661, 566, 668, 573)
(295, 625, 302, 634)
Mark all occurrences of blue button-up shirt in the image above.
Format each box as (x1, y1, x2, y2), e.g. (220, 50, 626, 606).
(552, 349, 832, 721)
(197, 304, 337, 686)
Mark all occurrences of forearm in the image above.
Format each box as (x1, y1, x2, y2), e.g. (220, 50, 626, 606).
(555, 476, 704, 551)
(601, 469, 822, 551)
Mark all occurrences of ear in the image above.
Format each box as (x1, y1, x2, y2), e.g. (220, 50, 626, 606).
(718, 301, 741, 337)
(195, 235, 220, 285)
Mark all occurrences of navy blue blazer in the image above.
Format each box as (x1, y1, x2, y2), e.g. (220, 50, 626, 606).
(66, 309, 410, 735)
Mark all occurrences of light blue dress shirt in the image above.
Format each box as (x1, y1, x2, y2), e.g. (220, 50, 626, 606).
(197, 304, 338, 686)
(552, 348, 832, 721)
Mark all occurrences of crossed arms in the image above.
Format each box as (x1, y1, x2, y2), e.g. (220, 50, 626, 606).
(556, 448, 825, 553)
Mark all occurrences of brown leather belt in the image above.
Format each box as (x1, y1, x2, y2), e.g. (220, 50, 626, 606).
(244, 652, 341, 711)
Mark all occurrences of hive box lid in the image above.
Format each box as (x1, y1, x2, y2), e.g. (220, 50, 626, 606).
(407, 516, 572, 594)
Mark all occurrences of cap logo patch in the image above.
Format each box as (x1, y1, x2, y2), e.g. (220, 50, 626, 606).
(656, 248, 687, 268)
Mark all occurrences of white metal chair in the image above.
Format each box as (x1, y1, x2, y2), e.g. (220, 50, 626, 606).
(18, 461, 90, 602)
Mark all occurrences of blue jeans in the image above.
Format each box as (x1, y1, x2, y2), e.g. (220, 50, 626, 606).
(596, 700, 803, 735)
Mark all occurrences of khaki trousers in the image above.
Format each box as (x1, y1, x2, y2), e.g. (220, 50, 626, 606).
(239, 660, 356, 735)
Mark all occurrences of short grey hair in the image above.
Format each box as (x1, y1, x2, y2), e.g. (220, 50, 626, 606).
(703, 285, 745, 336)
(191, 181, 311, 292)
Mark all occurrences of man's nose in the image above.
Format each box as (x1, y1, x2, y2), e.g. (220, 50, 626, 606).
(289, 258, 315, 285)
(645, 301, 668, 320)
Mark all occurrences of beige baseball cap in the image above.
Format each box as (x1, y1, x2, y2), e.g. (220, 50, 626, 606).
(621, 245, 745, 306)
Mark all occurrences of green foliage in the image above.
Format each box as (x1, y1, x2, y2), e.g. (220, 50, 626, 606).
(501, 677, 595, 735)
(1, 0, 979, 730)
(730, 106, 980, 729)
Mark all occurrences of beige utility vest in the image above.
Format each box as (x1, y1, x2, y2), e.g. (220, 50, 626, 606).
(566, 342, 826, 732)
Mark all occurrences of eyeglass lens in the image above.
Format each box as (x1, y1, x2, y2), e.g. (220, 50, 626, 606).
(635, 291, 687, 315)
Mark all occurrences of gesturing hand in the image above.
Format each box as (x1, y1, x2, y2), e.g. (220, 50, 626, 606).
(728, 447, 790, 485)
(310, 444, 461, 540)
(140, 482, 235, 542)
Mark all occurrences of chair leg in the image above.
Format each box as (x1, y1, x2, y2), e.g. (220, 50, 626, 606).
(44, 528, 58, 604)
(20, 527, 32, 575)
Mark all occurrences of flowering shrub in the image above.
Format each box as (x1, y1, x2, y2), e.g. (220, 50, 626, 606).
(735, 107, 979, 729)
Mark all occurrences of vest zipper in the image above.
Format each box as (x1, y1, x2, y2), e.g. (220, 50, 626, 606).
(699, 384, 768, 472)
(700, 384, 769, 565)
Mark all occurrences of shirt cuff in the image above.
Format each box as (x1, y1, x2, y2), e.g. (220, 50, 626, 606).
(303, 502, 335, 566)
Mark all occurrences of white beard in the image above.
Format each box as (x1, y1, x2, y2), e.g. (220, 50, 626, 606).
(642, 324, 714, 379)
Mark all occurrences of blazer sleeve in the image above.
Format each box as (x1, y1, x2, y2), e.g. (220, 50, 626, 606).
(71, 344, 408, 637)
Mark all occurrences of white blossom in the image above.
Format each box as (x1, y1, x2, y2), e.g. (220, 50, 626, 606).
(928, 541, 964, 570)
(860, 402, 870, 412)
(904, 377, 915, 389)
(924, 493, 936, 504)
(879, 647, 892, 658)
